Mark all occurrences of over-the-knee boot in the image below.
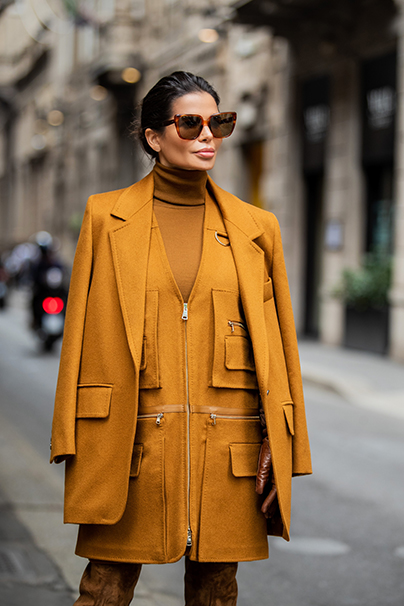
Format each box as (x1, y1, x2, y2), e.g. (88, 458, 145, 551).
(74, 559, 142, 606)
(184, 558, 238, 606)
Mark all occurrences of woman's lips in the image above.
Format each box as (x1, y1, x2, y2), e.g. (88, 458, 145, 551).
(194, 148, 215, 158)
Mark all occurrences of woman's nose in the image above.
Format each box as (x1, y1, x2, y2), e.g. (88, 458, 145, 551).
(198, 124, 213, 141)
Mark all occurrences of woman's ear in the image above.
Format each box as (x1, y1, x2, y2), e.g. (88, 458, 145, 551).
(145, 128, 161, 154)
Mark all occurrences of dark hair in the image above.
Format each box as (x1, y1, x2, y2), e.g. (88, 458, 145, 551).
(136, 71, 220, 160)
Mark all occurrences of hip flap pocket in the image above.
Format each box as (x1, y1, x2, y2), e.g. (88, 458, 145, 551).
(282, 402, 295, 435)
(139, 290, 160, 389)
(198, 419, 267, 560)
(128, 418, 166, 560)
(230, 442, 261, 476)
(211, 289, 258, 389)
(76, 384, 113, 418)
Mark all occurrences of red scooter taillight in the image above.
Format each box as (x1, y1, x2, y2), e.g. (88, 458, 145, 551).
(42, 297, 64, 314)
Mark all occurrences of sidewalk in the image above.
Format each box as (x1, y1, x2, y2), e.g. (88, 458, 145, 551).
(299, 338, 404, 420)
(0, 487, 74, 605)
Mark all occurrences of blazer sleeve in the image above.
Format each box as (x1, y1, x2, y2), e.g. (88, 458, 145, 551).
(50, 197, 94, 463)
(271, 215, 312, 477)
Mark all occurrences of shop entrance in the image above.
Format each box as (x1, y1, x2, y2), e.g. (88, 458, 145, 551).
(364, 164, 394, 255)
(301, 75, 329, 337)
(303, 172, 324, 337)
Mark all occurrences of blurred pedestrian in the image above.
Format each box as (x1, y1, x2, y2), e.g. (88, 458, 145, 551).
(51, 71, 312, 605)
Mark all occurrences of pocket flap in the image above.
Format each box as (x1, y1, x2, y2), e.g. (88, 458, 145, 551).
(229, 443, 261, 477)
(282, 402, 295, 435)
(225, 336, 255, 372)
(140, 337, 147, 371)
(130, 444, 143, 477)
(76, 384, 113, 418)
(139, 290, 160, 389)
(263, 277, 273, 302)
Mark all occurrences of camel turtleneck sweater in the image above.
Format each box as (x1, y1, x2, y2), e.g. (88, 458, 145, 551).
(152, 162, 207, 302)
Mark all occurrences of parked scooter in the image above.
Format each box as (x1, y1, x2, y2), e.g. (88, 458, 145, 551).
(31, 232, 67, 351)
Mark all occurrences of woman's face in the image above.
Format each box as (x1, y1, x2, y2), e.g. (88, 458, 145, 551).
(145, 92, 223, 171)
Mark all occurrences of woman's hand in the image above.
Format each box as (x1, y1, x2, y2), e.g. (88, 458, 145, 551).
(260, 477, 279, 519)
(256, 437, 279, 519)
(256, 436, 272, 493)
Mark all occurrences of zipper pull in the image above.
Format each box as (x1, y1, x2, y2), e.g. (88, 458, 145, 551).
(182, 303, 188, 320)
(228, 321, 235, 333)
(156, 413, 164, 426)
(210, 413, 217, 426)
(187, 527, 192, 547)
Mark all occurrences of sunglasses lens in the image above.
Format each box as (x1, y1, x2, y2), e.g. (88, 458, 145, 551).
(210, 113, 236, 138)
(177, 115, 203, 139)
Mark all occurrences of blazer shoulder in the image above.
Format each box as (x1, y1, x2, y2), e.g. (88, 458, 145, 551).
(208, 178, 278, 236)
(245, 203, 279, 229)
(87, 187, 128, 216)
(234, 196, 280, 239)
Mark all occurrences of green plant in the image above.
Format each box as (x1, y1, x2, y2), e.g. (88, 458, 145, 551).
(332, 253, 392, 312)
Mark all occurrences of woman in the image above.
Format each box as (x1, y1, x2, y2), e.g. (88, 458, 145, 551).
(51, 71, 312, 606)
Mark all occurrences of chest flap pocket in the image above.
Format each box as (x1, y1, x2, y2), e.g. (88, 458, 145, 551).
(211, 289, 258, 390)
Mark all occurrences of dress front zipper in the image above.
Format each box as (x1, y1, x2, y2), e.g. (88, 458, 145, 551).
(210, 412, 260, 426)
(183, 302, 192, 548)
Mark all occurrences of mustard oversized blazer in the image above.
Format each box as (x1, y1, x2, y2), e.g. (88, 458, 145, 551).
(50, 172, 312, 547)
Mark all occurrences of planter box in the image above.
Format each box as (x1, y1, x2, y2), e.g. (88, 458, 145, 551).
(344, 306, 389, 355)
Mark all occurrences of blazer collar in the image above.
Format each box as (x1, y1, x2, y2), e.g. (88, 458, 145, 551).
(207, 177, 265, 242)
(110, 171, 264, 243)
(111, 172, 154, 221)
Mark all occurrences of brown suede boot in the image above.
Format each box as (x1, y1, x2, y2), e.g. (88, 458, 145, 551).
(73, 559, 142, 606)
(184, 558, 238, 606)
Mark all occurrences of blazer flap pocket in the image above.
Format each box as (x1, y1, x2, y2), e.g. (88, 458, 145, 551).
(282, 402, 295, 435)
(130, 444, 143, 477)
(76, 384, 113, 418)
(263, 277, 273, 302)
(225, 336, 255, 372)
(230, 443, 261, 477)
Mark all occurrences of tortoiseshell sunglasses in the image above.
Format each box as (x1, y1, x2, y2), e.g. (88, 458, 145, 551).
(162, 112, 237, 140)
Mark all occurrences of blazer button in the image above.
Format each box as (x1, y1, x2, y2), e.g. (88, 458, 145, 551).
(266, 390, 269, 395)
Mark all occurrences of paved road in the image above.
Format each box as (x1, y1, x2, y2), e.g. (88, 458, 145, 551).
(0, 290, 403, 605)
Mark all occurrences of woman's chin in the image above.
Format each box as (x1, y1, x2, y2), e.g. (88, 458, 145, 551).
(161, 156, 216, 171)
(188, 155, 216, 171)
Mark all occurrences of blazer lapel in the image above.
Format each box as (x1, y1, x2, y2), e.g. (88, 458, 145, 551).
(208, 179, 269, 395)
(109, 173, 154, 370)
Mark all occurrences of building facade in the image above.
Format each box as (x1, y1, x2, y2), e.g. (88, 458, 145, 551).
(1, 0, 404, 361)
(0, 0, 274, 257)
(236, 0, 404, 362)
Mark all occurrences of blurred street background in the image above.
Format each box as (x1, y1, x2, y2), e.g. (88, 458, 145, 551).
(1, 0, 404, 604)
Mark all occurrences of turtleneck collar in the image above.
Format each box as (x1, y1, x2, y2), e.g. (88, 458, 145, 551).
(152, 162, 208, 206)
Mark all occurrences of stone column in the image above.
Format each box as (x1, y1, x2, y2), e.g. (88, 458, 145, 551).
(262, 41, 306, 332)
(319, 59, 364, 346)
